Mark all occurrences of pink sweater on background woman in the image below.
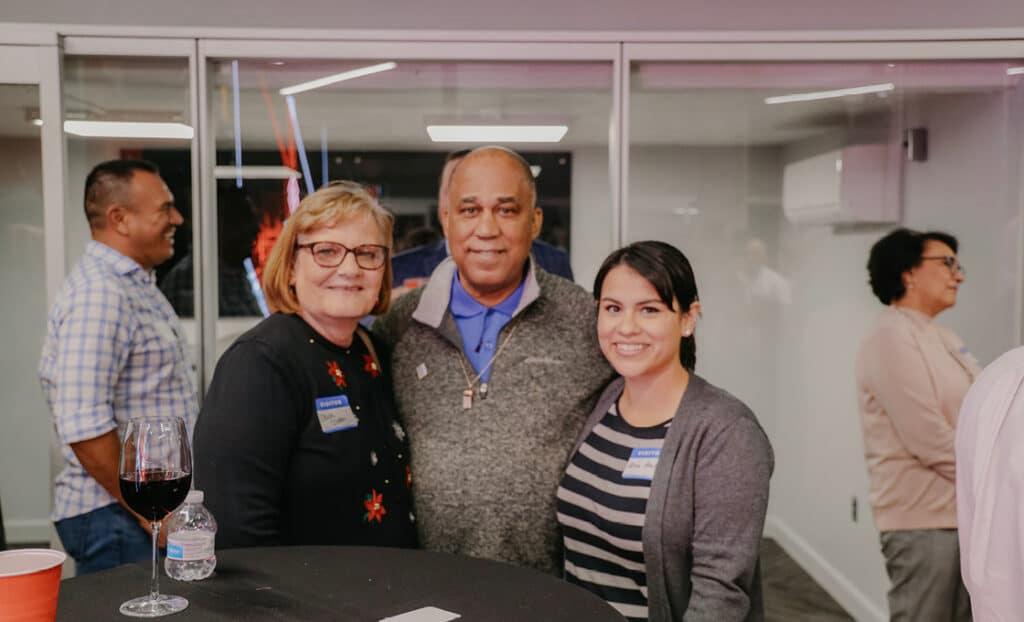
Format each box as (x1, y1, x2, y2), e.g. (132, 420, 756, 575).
(855, 306, 980, 531)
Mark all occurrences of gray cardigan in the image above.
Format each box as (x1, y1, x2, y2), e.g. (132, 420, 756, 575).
(374, 257, 614, 574)
(573, 375, 774, 622)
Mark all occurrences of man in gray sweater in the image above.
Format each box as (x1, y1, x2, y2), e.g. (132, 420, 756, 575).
(374, 146, 613, 574)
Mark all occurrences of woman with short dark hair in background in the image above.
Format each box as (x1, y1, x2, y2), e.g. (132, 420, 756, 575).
(193, 181, 416, 550)
(856, 227, 978, 621)
(557, 241, 773, 622)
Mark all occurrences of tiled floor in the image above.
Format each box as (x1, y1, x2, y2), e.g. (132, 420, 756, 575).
(762, 538, 854, 622)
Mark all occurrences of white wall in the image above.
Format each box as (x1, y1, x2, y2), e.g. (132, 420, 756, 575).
(0, 135, 52, 543)
(569, 146, 615, 290)
(771, 222, 891, 620)
(767, 87, 1024, 621)
(902, 90, 1024, 362)
(3, 0, 1024, 31)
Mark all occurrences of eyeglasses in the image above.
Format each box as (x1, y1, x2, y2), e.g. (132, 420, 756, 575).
(921, 255, 965, 275)
(296, 241, 388, 270)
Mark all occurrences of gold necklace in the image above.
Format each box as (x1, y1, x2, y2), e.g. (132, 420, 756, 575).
(455, 319, 522, 409)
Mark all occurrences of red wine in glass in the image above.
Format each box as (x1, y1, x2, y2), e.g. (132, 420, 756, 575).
(120, 471, 192, 522)
(118, 416, 192, 617)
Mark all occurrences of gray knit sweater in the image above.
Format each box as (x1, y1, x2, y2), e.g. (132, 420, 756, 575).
(373, 257, 614, 574)
(576, 376, 774, 621)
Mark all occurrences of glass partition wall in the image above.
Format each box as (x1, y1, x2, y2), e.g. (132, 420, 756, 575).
(62, 47, 200, 372)
(625, 49, 1024, 620)
(0, 43, 63, 548)
(198, 42, 618, 373)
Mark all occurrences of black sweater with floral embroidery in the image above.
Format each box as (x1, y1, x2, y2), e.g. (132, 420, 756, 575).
(194, 313, 416, 549)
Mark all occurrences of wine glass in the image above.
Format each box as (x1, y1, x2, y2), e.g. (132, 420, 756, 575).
(118, 416, 192, 617)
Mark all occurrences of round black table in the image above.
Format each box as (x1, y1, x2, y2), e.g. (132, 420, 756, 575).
(56, 546, 624, 621)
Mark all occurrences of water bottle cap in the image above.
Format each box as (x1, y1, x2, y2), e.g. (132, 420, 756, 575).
(186, 490, 204, 504)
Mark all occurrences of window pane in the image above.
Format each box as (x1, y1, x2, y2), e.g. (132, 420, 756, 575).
(628, 58, 1024, 608)
(0, 83, 49, 543)
(206, 57, 614, 358)
(63, 55, 196, 352)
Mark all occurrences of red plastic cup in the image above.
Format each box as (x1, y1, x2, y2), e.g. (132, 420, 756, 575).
(0, 549, 66, 622)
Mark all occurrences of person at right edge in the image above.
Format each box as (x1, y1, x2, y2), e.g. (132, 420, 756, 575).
(557, 241, 773, 621)
(856, 228, 978, 621)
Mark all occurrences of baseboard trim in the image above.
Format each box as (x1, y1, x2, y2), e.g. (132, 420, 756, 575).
(764, 514, 887, 622)
(3, 518, 52, 544)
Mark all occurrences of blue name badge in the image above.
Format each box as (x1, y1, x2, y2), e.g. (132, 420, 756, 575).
(315, 395, 358, 434)
(621, 447, 661, 480)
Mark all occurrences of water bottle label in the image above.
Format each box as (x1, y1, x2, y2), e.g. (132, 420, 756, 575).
(167, 532, 215, 561)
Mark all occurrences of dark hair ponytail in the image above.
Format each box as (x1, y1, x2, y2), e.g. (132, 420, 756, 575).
(593, 241, 699, 371)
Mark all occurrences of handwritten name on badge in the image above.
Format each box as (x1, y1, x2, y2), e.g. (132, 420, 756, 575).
(622, 447, 661, 480)
(315, 395, 358, 433)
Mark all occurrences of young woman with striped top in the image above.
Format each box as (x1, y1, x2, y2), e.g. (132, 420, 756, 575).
(557, 241, 774, 622)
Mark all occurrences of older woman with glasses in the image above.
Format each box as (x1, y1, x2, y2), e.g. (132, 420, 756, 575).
(194, 181, 416, 550)
(856, 227, 978, 622)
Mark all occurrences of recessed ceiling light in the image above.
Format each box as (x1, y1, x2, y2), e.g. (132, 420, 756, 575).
(63, 120, 194, 139)
(272, 61, 286, 66)
(426, 125, 568, 143)
(31, 118, 43, 127)
(279, 62, 397, 96)
(764, 83, 895, 105)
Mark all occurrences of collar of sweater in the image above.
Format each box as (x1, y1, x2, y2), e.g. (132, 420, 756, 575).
(412, 255, 542, 329)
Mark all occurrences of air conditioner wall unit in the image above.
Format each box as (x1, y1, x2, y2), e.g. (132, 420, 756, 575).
(782, 144, 901, 225)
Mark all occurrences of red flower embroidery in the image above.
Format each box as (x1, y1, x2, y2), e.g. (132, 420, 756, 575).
(405, 465, 413, 489)
(363, 489, 386, 524)
(326, 360, 346, 388)
(363, 354, 380, 379)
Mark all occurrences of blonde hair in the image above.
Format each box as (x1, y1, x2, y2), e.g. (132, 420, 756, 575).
(263, 181, 394, 316)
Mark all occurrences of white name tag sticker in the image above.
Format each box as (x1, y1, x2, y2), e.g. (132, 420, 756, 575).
(315, 395, 358, 433)
(379, 606, 461, 622)
(622, 447, 661, 480)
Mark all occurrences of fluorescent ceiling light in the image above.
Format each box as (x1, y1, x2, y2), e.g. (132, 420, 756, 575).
(426, 125, 568, 143)
(214, 165, 301, 180)
(764, 83, 895, 105)
(64, 120, 194, 139)
(279, 62, 397, 96)
(1007, 67, 1024, 76)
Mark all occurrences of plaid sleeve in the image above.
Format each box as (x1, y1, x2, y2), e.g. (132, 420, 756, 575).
(51, 282, 133, 445)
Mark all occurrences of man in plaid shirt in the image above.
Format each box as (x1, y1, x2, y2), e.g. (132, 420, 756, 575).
(39, 160, 198, 574)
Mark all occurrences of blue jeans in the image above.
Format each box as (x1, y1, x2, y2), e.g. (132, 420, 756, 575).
(55, 503, 151, 575)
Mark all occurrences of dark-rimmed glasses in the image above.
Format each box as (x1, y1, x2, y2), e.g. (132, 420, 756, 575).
(921, 255, 965, 275)
(296, 241, 388, 270)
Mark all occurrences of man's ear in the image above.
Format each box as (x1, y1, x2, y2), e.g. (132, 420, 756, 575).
(530, 207, 543, 240)
(439, 203, 451, 239)
(107, 204, 130, 235)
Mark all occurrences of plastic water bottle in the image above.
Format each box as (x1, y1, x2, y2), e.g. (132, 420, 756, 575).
(164, 490, 217, 581)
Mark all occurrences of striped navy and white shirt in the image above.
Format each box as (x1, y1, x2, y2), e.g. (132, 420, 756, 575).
(40, 241, 198, 521)
(557, 401, 669, 622)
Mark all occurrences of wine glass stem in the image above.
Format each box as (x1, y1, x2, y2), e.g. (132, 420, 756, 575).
(150, 521, 161, 602)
